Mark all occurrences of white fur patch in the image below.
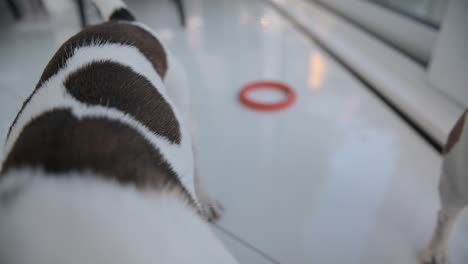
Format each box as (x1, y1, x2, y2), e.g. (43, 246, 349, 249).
(0, 170, 238, 264)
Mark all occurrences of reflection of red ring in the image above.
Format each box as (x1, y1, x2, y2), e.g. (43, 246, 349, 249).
(239, 81, 296, 111)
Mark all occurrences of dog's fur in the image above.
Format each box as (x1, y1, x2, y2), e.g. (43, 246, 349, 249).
(0, 0, 237, 263)
(421, 111, 468, 264)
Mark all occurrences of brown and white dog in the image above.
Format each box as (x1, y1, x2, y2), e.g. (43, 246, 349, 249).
(421, 111, 468, 264)
(0, 0, 238, 263)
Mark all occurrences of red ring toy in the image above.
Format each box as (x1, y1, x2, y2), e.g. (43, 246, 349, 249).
(239, 81, 296, 111)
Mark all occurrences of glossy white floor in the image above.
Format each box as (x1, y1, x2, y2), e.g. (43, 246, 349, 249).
(0, 0, 467, 263)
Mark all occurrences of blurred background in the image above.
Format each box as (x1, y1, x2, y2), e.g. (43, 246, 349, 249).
(1, 0, 467, 263)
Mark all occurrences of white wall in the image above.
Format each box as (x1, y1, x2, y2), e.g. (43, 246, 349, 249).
(428, 0, 468, 108)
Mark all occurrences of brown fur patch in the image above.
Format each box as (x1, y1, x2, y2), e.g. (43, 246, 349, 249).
(444, 111, 467, 154)
(40, 21, 167, 84)
(1, 109, 194, 206)
(65, 61, 180, 144)
(7, 21, 167, 139)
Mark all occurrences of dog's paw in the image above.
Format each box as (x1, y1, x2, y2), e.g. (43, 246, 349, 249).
(420, 248, 448, 264)
(199, 197, 224, 222)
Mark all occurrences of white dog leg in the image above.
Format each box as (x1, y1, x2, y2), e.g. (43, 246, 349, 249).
(421, 207, 463, 264)
(421, 111, 468, 264)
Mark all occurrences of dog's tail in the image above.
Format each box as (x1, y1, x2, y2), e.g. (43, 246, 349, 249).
(93, 0, 135, 21)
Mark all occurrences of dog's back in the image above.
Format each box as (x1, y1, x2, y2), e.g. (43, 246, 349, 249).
(0, 1, 237, 263)
(2, 1, 198, 204)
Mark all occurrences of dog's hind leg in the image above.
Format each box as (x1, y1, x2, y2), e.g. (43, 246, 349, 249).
(421, 111, 468, 264)
(194, 171, 224, 222)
